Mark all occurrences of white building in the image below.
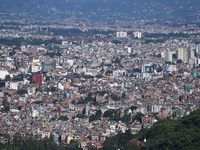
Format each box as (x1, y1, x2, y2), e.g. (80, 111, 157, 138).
(165, 64, 177, 72)
(0, 70, 9, 80)
(9, 82, 19, 90)
(177, 48, 188, 63)
(116, 31, 127, 38)
(127, 47, 132, 53)
(66, 59, 74, 67)
(62, 41, 68, 46)
(133, 32, 142, 39)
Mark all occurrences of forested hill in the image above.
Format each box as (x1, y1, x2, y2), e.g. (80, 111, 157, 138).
(103, 109, 200, 150)
(0, 0, 199, 22)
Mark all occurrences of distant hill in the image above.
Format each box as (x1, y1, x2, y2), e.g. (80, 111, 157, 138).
(0, 0, 199, 22)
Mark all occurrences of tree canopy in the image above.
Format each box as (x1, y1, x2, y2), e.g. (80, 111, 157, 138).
(102, 109, 200, 150)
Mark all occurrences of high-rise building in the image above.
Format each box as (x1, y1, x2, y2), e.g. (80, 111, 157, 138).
(165, 51, 173, 62)
(116, 31, 127, 38)
(188, 49, 196, 59)
(177, 48, 188, 63)
(133, 32, 142, 38)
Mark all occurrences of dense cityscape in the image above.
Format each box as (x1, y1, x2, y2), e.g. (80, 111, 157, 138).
(0, 0, 200, 150)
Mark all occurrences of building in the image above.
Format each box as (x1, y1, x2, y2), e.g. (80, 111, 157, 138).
(165, 51, 173, 62)
(189, 49, 196, 59)
(133, 32, 142, 39)
(30, 73, 43, 86)
(31, 64, 40, 73)
(127, 47, 132, 53)
(177, 48, 188, 63)
(116, 32, 127, 38)
(141, 64, 154, 73)
(0, 70, 9, 80)
(192, 70, 198, 77)
(62, 41, 68, 46)
(9, 82, 19, 90)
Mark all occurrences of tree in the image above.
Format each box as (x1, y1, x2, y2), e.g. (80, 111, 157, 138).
(111, 40, 122, 45)
(133, 112, 144, 123)
(58, 115, 68, 121)
(103, 136, 118, 150)
(177, 59, 183, 63)
(12, 74, 23, 81)
(129, 106, 138, 111)
(71, 100, 76, 104)
(156, 66, 163, 72)
(16, 89, 27, 95)
(112, 57, 121, 65)
(89, 114, 100, 122)
(106, 70, 113, 75)
(111, 93, 120, 101)
(17, 106, 22, 111)
(87, 136, 92, 140)
(5, 75, 11, 81)
(48, 86, 57, 92)
(121, 92, 126, 99)
(95, 109, 102, 117)
(103, 110, 114, 118)
(95, 74, 103, 78)
(2, 97, 9, 112)
(66, 140, 82, 150)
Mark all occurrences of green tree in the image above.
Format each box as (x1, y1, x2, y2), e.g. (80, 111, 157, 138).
(121, 92, 126, 99)
(5, 75, 11, 81)
(2, 97, 9, 112)
(16, 89, 27, 95)
(17, 106, 22, 111)
(129, 106, 138, 111)
(112, 40, 122, 45)
(58, 115, 69, 121)
(95, 109, 102, 117)
(89, 114, 100, 122)
(111, 93, 120, 101)
(103, 110, 114, 118)
(177, 59, 183, 63)
(133, 112, 144, 123)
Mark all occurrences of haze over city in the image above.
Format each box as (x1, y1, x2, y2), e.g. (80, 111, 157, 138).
(0, 0, 200, 150)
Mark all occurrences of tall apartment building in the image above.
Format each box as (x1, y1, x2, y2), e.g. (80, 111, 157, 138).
(188, 49, 196, 59)
(165, 51, 173, 62)
(133, 32, 142, 39)
(116, 31, 127, 38)
(177, 48, 188, 63)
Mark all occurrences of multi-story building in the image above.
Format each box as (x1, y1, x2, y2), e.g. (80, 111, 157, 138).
(165, 51, 173, 62)
(133, 32, 142, 39)
(177, 48, 188, 63)
(116, 31, 127, 38)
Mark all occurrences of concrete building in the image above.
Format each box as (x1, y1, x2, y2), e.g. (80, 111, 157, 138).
(177, 48, 188, 63)
(165, 51, 173, 62)
(116, 31, 127, 38)
(0, 70, 9, 80)
(133, 32, 142, 39)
